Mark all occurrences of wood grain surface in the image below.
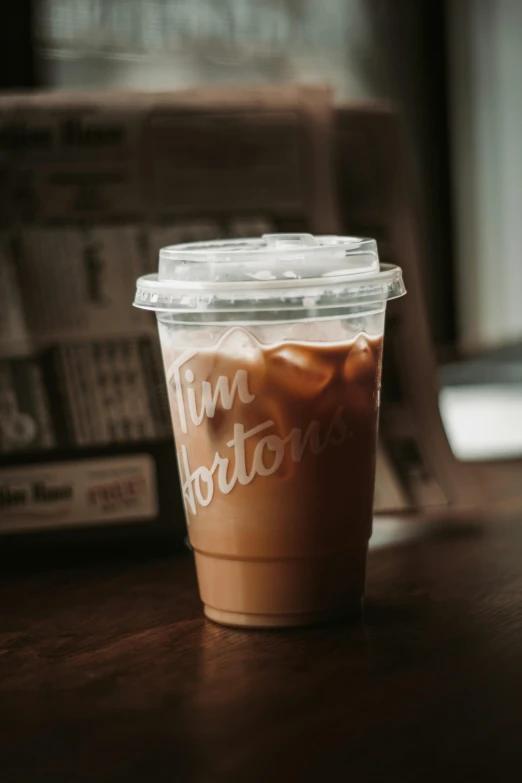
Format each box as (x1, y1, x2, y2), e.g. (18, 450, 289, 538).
(1, 516, 522, 782)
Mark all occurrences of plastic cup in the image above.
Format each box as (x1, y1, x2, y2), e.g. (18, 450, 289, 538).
(134, 234, 405, 628)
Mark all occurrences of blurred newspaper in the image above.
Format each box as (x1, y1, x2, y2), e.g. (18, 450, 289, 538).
(0, 86, 339, 536)
(336, 104, 480, 509)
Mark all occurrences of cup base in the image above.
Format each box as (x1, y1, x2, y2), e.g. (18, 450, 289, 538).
(194, 547, 368, 629)
(204, 600, 362, 629)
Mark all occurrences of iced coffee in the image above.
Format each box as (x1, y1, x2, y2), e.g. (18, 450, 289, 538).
(134, 234, 405, 627)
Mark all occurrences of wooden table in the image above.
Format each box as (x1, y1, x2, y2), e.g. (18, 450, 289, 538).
(1, 515, 522, 782)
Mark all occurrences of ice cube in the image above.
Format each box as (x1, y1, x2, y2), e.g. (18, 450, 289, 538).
(213, 327, 265, 396)
(216, 327, 264, 365)
(269, 344, 334, 397)
(343, 335, 376, 385)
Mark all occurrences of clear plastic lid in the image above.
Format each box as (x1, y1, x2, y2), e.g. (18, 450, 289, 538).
(134, 233, 405, 320)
